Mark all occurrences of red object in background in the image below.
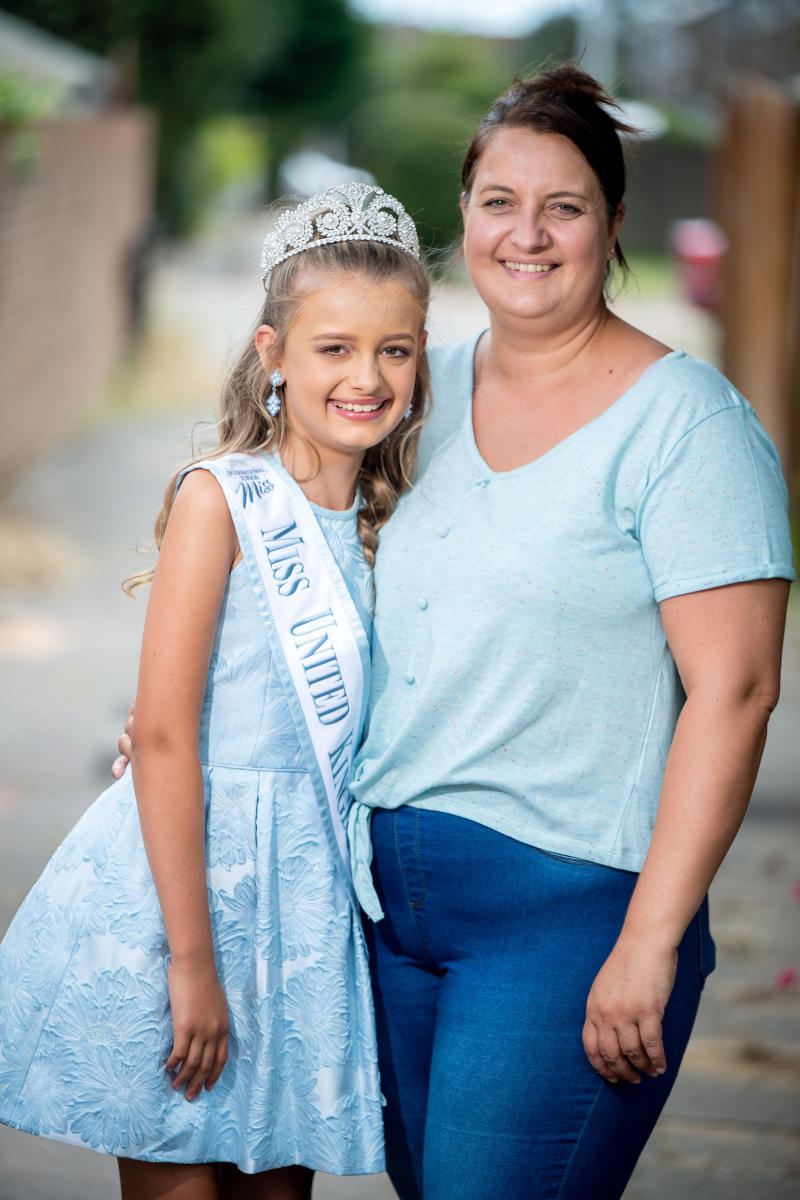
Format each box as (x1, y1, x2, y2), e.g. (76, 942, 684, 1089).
(773, 966, 799, 990)
(669, 219, 729, 309)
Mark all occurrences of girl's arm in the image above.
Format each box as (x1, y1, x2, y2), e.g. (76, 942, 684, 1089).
(582, 577, 789, 1083)
(131, 468, 238, 1101)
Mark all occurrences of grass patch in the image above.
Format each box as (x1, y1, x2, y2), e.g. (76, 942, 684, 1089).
(619, 253, 675, 299)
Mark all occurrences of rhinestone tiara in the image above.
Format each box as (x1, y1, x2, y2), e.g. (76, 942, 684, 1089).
(261, 181, 420, 282)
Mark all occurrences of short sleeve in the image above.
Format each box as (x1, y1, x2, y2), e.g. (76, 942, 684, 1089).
(637, 404, 795, 603)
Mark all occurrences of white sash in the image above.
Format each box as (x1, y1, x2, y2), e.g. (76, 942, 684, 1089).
(199, 453, 369, 878)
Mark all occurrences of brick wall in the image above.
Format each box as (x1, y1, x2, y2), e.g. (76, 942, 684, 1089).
(0, 110, 155, 498)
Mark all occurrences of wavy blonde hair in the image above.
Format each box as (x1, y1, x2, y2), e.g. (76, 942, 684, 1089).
(124, 240, 430, 593)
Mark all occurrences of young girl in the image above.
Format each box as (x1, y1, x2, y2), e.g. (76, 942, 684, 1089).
(0, 182, 429, 1200)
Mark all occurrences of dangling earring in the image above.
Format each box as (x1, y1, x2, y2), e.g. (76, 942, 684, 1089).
(403, 403, 414, 422)
(266, 369, 283, 418)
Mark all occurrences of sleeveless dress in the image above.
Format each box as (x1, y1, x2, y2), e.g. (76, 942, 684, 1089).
(0, 463, 384, 1175)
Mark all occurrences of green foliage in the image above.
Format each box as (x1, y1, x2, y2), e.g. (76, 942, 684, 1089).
(621, 252, 672, 296)
(351, 89, 473, 257)
(348, 31, 515, 256)
(346, 23, 582, 258)
(242, 0, 365, 115)
(367, 30, 509, 109)
(4, 0, 362, 231)
(516, 16, 578, 74)
(238, 0, 366, 194)
(187, 115, 267, 211)
(654, 102, 717, 147)
(0, 70, 61, 176)
(6, 1, 582, 241)
(0, 70, 60, 127)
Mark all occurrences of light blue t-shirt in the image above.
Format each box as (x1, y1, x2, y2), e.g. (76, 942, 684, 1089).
(349, 336, 795, 918)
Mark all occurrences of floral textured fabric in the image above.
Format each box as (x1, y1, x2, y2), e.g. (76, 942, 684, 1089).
(0, 486, 384, 1175)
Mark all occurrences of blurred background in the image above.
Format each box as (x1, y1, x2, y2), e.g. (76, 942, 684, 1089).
(0, 2, 798, 1197)
(1, 0, 799, 492)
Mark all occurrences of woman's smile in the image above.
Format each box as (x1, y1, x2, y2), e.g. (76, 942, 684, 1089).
(500, 259, 559, 276)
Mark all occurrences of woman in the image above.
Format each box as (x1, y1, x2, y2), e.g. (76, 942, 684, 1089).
(344, 65, 794, 1199)
(115, 65, 794, 1200)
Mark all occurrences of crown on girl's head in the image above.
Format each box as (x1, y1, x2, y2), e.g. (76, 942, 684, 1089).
(261, 181, 420, 282)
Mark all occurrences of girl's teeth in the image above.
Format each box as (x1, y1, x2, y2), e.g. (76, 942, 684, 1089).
(506, 262, 554, 273)
(333, 401, 385, 412)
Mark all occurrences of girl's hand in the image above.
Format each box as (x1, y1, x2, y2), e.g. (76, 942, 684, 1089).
(582, 938, 677, 1084)
(111, 701, 135, 778)
(166, 958, 229, 1101)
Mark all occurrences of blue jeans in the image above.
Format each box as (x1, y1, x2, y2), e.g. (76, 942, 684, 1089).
(365, 807, 715, 1200)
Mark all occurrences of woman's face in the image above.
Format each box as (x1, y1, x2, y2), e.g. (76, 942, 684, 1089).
(461, 127, 622, 333)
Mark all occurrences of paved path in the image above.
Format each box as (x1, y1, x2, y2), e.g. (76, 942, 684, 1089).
(0, 232, 797, 1198)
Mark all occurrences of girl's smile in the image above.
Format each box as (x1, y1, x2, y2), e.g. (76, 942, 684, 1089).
(256, 271, 425, 473)
(328, 398, 393, 418)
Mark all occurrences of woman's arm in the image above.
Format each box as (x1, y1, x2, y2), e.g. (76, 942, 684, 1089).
(582, 577, 789, 1084)
(131, 468, 238, 1101)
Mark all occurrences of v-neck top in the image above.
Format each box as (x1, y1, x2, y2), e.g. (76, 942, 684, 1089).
(349, 334, 794, 907)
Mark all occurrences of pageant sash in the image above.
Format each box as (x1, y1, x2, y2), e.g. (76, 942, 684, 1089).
(196, 453, 369, 878)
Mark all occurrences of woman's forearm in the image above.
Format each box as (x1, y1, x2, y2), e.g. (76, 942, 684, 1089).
(583, 580, 787, 1084)
(583, 688, 774, 1085)
(619, 683, 773, 950)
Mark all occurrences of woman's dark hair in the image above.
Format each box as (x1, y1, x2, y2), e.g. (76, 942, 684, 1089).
(461, 63, 638, 271)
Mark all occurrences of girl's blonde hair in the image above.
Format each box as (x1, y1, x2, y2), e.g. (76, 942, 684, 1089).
(124, 239, 430, 593)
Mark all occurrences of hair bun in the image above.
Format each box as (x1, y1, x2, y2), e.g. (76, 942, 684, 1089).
(512, 64, 637, 135)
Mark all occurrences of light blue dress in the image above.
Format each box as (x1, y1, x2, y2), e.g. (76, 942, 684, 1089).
(0, 465, 384, 1175)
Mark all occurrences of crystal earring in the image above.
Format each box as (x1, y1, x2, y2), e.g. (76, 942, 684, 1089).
(403, 403, 414, 421)
(266, 369, 284, 418)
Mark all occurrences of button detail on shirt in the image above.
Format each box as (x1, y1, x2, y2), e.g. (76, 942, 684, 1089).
(404, 671, 415, 685)
(477, 478, 490, 487)
(417, 597, 428, 610)
(438, 527, 449, 538)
